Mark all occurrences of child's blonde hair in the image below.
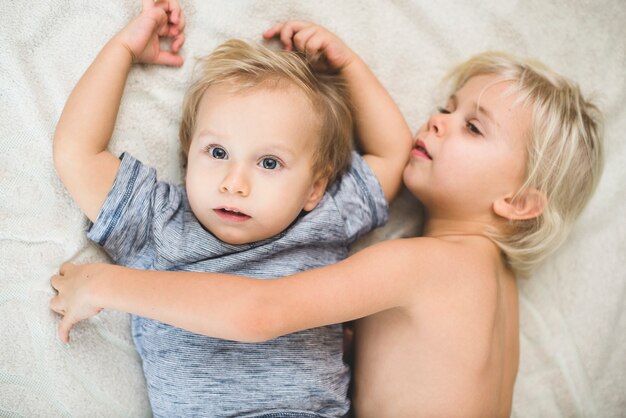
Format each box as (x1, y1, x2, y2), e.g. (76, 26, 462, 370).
(446, 52, 604, 277)
(179, 39, 354, 185)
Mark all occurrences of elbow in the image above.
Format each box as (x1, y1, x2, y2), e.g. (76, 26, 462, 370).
(52, 132, 63, 169)
(52, 132, 73, 178)
(242, 307, 286, 343)
(225, 301, 287, 343)
(52, 142, 69, 185)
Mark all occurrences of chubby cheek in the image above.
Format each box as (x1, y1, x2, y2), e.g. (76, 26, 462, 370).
(184, 176, 203, 213)
(262, 184, 303, 215)
(185, 167, 213, 207)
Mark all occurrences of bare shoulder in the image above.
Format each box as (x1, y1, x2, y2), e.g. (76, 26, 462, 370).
(339, 236, 506, 317)
(374, 235, 499, 282)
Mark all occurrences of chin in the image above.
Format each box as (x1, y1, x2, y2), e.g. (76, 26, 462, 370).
(216, 233, 254, 246)
(402, 175, 419, 196)
(402, 165, 418, 186)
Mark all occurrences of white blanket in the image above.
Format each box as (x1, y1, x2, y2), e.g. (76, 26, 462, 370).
(1, 0, 624, 416)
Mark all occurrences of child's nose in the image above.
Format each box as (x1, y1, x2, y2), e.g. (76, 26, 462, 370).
(428, 113, 447, 137)
(219, 166, 249, 196)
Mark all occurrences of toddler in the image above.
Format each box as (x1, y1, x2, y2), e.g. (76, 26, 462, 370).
(51, 3, 411, 417)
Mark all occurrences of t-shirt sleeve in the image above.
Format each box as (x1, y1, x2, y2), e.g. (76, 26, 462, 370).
(87, 153, 182, 268)
(328, 151, 389, 244)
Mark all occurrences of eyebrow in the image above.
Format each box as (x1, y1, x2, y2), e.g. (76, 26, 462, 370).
(450, 94, 500, 128)
(197, 129, 226, 140)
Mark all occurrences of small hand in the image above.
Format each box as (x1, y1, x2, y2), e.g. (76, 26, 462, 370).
(117, 0, 186, 66)
(263, 21, 355, 72)
(50, 262, 105, 343)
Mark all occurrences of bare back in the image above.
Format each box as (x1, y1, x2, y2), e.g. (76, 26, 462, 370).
(351, 236, 519, 417)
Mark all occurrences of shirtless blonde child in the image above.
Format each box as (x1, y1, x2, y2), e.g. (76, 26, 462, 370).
(51, 20, 603, 417)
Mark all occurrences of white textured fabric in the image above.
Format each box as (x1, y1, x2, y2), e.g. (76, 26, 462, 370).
(1, 1, 624, 416)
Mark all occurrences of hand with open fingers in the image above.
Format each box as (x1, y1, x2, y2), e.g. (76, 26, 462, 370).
(116, 0, 186, 66)
(50, 262, 104, 343)
(263, 20, 355, 72)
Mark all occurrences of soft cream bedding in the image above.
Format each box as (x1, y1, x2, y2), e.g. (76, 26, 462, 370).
(1, 1, 624, 416)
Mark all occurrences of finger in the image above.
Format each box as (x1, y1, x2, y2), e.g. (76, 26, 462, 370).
(281, 21, 314, 51)
(169, 2, 180, 25)
(50, 274, 60, 291)
(265, 20, 307, 50)
(49, 295, 64, 314)
(157, 16, 170, 37)
(169, 10, 185, 37)
(277, 24, 296, 51)
(281, 20, 312, 31)
(58, 315, 74, 344)
(171, 32, 186, 52)
(177, 11, 186, 33)
(263, 22, 285, 40)
(154, 51, 184, 67)
(279, 21, 311, 51)
(292, 26, 317, 54)
(303, 33, 326, 56)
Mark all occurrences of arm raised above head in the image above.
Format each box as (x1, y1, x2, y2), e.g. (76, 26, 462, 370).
(53, 0, 185, 222)
(50, 238, 424, 344)
(264, 21, 413, 203)
(52, 39, 130, 222)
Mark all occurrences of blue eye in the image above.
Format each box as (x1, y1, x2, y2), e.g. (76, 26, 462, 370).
(207, 145, 228, 159)
(259, 157, 281, 170)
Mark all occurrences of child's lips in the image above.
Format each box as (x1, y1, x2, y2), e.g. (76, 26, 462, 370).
(411, 140, 432, 160)
(214, 207, 251, 222)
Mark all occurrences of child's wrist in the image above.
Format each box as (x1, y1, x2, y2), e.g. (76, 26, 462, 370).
(340, 54, 363, 78)
(106, 37, 137, 65)
(120, 42, 138, 63)
(87, 263, 113, 308)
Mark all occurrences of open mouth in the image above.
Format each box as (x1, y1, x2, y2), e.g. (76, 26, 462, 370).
(412, 140, 432, 160)
(214, 207, 251, 222)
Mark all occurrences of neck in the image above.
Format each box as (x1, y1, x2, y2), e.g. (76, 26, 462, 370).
(422, 216, 492, 240)
(423, 217, 507, 268)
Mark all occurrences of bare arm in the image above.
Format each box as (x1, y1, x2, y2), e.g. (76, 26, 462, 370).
(264, 21, 413, 202)
(53, 0, 185, 221)
(50, 239, 425, 343)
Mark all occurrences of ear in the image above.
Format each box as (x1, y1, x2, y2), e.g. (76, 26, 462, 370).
(493, 189, 546, 221)
(303, 177, 329, 212)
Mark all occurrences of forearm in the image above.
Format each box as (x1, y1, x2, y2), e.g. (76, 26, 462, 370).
(342, 56, 413, 199)
(89, 245, 408, 341)
(53, 241, 411, 344)
(53, 38, 133, 162)
(52, 38, 134, 220)
(91, 265, 274, 342)
(344, 56, 411, 150)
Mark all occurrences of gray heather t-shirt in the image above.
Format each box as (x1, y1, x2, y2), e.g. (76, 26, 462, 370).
(88, 151, 388, 418)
